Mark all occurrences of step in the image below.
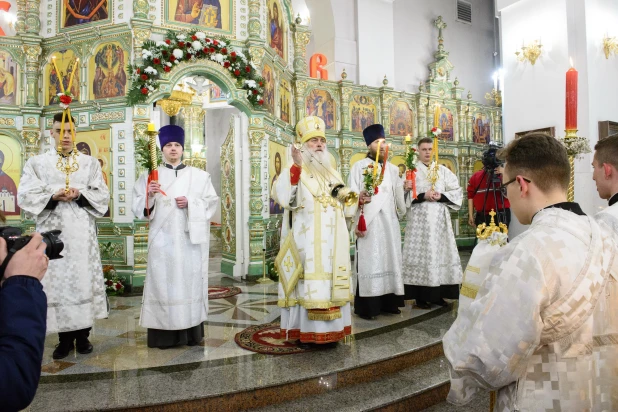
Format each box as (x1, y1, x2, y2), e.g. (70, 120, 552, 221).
(250, 356, 451, 412)
(31, 308, 456, 411)
(422, 391, 491, 412)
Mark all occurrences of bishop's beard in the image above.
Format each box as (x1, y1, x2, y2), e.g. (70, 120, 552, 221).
(302, 145, 338, 182)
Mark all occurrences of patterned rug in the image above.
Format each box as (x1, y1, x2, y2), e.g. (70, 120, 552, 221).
(234, 322, 314, 355)
(208, 286, 242, 300)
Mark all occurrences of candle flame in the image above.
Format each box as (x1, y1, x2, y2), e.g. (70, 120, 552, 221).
(569, 57, 573, 68)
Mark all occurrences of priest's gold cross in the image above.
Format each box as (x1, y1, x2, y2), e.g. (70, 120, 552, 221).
(283, 255, 293, 272)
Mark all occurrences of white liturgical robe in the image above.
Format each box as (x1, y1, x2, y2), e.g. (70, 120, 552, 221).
(348, 158, 405, 297)
(272, 165, 354, 343)
(402, 162, 463, 287)
(18, 150, 110, 333)
(132, 166, 218, 330)
(443, 208, 618, 412)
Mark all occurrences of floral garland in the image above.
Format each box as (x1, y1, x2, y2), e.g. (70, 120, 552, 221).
(430, 127, 442, 137)
(127, 30, 265, 108)
(405, 146, 418, 171)
(103, 265, 125, 296)
(58, 91, 74, 109)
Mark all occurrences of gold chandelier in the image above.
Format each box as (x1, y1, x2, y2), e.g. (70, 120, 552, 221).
(604, 35, 618, 59)
(156, 90, 194, 117)
(515, 40, 542, 65)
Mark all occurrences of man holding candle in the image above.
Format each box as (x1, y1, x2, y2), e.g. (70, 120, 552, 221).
(401, 137, 462, 309)
(443, 133, 618, 411)
(348, 124, 406, 320)
(17, 113, 110, 359)
(132, 125, 218, 349)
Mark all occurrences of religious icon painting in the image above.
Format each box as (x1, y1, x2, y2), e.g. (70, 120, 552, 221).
(209, 83, 229, 102)
(167, 0, 233, 34)
(389, 101, 413, 136)
(278, 78, 291, 124)
(0, 51, 17, 105)
(262, 64, 276, 115)
(439, 158, 457, 176)
(390, 155, 407, 179)
(267, 0, 287, 61)
(0, 134, 21, 218)
(46, 49, 80, 105)
(74, 128, 112, 217)
(89, 42, 128, 100)
(0, 0, 17, 37)
(438, 107, 455, 141)
(269, 140, 287, 215)
(473, 113, 491, 144)
(305, 89, 336, 130)
(349, 95, 377, 133)
(60, 0, 110, 31)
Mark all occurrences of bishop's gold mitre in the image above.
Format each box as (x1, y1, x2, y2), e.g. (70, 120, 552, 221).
(295, 116, 326, 145)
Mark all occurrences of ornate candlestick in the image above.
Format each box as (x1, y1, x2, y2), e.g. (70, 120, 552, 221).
(146, 123, 160, 183)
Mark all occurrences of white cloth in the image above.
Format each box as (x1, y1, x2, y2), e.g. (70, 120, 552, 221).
(17, 150, 110, 333)
(132, 166, 218, 330)
(402, 162, 463, 287)
(348, 158, 405, 297)
(596, 200, 618, 234)
(443, 208, 618, 412)
(272, 165, 354, 342)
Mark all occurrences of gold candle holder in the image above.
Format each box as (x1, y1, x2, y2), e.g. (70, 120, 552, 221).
(564, 129, 578, 202)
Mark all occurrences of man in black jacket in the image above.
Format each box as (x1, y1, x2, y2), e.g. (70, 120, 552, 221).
(0, 211, 49, 411)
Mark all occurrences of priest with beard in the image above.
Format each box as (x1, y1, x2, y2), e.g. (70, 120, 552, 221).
(348, 124, 406, 319)
(271, 116, 355, 348)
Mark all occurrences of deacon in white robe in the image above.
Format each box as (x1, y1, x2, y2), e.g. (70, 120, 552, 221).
(17, 113, 109, 360)
(444, 133, 618, 412)
(132, 125, 218, 349)
(272, 116, 354, 346)
(348, 124, 406, 319)
(402, 138, 462, 309)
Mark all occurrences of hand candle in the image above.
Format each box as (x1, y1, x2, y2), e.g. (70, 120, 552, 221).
(405, 134, 411, 143)
(373, 141, 381, 178)
(566, 60, 578, 131)
(433, 104, 440, 128)
(147, 123, 156, 132)
(380, 144, 389, 178)
(67, 58, 79, 93)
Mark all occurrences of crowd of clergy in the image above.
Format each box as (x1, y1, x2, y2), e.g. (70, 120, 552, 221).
(12, 111, 618, 411)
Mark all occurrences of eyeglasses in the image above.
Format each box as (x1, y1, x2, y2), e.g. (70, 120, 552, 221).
(499, 177, 531, 198)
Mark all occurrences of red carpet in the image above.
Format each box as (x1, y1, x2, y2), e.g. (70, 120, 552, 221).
(208, 285, 241, 300)
(234, 322, 315, 355)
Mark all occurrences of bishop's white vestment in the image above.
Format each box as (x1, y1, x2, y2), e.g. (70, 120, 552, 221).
(348, 158, 406, 317)
(18, 150, 110, 333)
(272, 165, 354, 343)
(402, 162, 463, 302)
(443, 207, 618, 412)
(132, 165, 218, 343)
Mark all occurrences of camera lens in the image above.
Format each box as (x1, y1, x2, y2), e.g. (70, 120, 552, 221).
(40, 230, 64, 260)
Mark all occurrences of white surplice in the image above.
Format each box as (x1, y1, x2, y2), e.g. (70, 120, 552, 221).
(443, 208, 618, 412)
(348, 158, 406, 297)
(132, 166, 218, 330)
(402, 162, 463, 287)
(272, 166, 354, 343)
(17, 150, 110, 333)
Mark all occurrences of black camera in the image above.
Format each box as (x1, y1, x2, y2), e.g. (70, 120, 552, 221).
(0, 227, 64, 278)
(481, 144, 504, 171)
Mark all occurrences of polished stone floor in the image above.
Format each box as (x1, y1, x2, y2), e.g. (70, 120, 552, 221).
(39, 252, 471, 377)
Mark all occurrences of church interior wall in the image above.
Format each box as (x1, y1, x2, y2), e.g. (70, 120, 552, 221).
(393, 0, 497, 100)
(357, 0, 396, 87)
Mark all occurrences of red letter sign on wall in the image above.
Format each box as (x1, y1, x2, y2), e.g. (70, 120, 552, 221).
(309, 53, 328, 80)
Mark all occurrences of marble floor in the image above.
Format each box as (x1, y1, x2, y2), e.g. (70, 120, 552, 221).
(40, 251, 471, 377)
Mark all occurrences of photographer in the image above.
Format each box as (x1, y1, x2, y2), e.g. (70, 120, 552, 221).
(0, 211, 48, 411)
(467, 147, 511, 228)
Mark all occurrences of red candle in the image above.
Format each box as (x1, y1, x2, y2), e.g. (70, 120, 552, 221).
(566, 66, 578, 130)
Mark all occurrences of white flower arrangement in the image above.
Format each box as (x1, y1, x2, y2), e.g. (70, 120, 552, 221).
(142, 50, 153, 59)
(244, 79, 257, 89)
(559, 136, 591, 159)
(172, 49, 184, 59)
(195, 31, 206, 40)
(144, 66, 158, 75)
(177, 34, 186, 40)
(213, 53, 225, 63)
(191, 41, 202, 50)
(155, 41, 168, 48)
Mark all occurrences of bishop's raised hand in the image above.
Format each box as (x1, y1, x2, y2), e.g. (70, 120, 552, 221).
(291, 145, 302, 166)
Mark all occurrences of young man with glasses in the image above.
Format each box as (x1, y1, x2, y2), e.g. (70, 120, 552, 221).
(443, 133, 618, 411)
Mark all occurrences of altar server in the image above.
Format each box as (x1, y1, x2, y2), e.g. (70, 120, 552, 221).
(18, 113, 110, 359)
(593, 134, 618, 232)
(443, 133, 618, 411)
(402, 137, 463, 309)
(132, 125, 218, 349)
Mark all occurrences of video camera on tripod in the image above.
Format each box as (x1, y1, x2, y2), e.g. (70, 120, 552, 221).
(473, 142, 508, 226)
